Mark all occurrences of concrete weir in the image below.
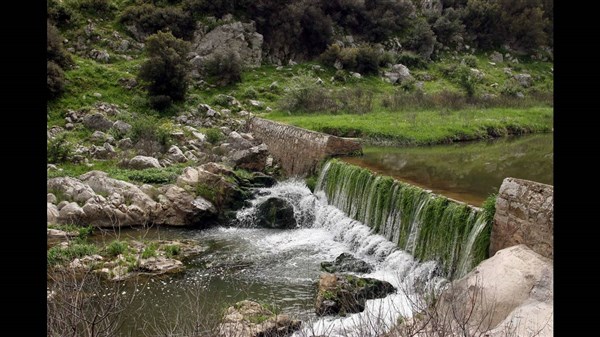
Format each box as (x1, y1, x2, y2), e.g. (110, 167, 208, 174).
(247, 117, 362, 176)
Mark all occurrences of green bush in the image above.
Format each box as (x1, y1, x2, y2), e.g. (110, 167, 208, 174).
(164, 244, 181, 258)
(128, 116, 171, 146)
(454, 64, 479, 97)
(203, 50, 243, 86)
(402, 17, 435, 60)
(432, 7, 465, 49)
(278, 72, 337, 113)
(106, 240, 128, 257)
(500, 78, 522, 97)
(47, 61, 66, 99)
(47, 0, 78, 28)
(355, 46, 380, 75)
(47, 21, 71, 69)
(48, 242, 99, 266)
(138, 32, 191, 110)
(142, 243, 158, 259)
(205, 128, 224, 144)
(481, 193, 497, 225)
(396, 51, 428, 69)
(126, 168, 179, 184)
(120, 4, 195, 40)
(462, 55, 478, 68)
(47, 134, 73, 164)
(241, 87, 258, 99)
(77, 0, 116, 18)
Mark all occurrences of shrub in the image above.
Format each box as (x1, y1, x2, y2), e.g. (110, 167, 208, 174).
(396, 51, 428, 69)
(499, 78, 522, 97)
(120, 4, 195, 40)
(454, 64, 479, 97)
(319, 44, 341, 66)
(128, 115, 171, 146)
(164, 244, 181, 258)
(47, 133, 73, 164)
(47, 61, 66, 99)
(205, 128, 224, 144)
(278, 72, 337, 113)
(402, 16, 436, 60)
(76, 0, 116, 18)
(106, 240, 128, 257)
(138, 31, 191, 110)
(126, 168, 179, 184)
(203, 50, 243, 86)
(337, 88, 374, 114)
(241, 87, 258, 99)
(432, 7, 466, 49)
(148, 95, 172, 110)
(48, 243, 99, 266)
(141, 243, 158, 259)
(47, 0, 78, 28)
(462, 55, 478, 68)
(47, 21, 71, 69)
(355, 46, 380, 75)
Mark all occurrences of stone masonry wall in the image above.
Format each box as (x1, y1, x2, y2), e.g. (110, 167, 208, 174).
(247, 117, 362, 176)
(490, 178, 553, 259)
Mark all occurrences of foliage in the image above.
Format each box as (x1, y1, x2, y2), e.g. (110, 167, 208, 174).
(320, 45, 384, 75)
(396, 51, 428, 69)
(481, 193, 497, 225)
(164, 244, 181, 258)
(462, 55, 478, 68)
(120, 3, 195, 40)
(454, 64, 479, 97)
(142, 242, 158, 259)
(401, 16, 436, 60)
(128, 115, 171, 145)
(48, 61, 66, 99)
(278, 72, 336, 113)
(432, 7, 466, 49)
(48, 242, 99, 266)
(106, 240, 128, 257)
(138, 31, 191, 109)
(76, 0, 116, 18)
(47, 133, 74, 164)
(205, 128, 224, 144)
(126, 167, 180, 184)
(203, 50, 243, 86)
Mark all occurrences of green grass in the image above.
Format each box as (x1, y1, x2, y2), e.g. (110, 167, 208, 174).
(47, 160, 190, 185)
(265, 106, 553, 145)
(105, 240, 128, 257)
(48, 241, 99, 266)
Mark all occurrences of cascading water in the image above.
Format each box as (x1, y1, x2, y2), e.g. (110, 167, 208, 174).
(316, 159, 493, 279)
(234, 179, 448, 337)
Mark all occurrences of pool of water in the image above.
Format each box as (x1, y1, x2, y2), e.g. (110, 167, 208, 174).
(341, 133, 553, 206)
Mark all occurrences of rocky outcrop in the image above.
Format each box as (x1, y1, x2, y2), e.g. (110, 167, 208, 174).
(123, 156, 162, 169)
(315, 273, 395, 316)
(384, 64, 413, 84)
(189, 21, 263, 73)
(47, 170, 218, 227)
(247, 118, 362, 176)
(490, 178, 553, 259)
(255, 197, 297, 229)
(432, 245, 553, 337)
(321, 253, 373, 274)
(218, 300, 301, 337)
(82, 112, 113, 131)
(228, 143, 269, 171)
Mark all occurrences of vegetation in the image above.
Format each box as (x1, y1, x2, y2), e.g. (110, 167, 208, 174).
(106, 240, 128, 257)
(48, 241, 99, 266)
(138, 31, 191, 110)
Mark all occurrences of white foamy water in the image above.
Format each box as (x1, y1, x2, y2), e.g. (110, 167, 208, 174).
(233, 179, 449, 337)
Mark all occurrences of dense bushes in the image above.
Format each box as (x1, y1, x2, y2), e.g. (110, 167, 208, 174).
(47, 21, 72, 99)
(320, 45, 384, 75)
(203, 50, 243, 86)
(120, 3, 195, 40)
(138, 32, 191, 109)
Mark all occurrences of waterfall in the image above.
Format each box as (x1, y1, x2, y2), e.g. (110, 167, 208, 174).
(315, 159, 492, 279)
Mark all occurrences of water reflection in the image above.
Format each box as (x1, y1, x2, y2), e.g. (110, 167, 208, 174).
(341, 133, 553, 206)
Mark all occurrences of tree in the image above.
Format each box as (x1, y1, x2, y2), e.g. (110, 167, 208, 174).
(47, 21, 71, 99)
(138, 31, 191, 110)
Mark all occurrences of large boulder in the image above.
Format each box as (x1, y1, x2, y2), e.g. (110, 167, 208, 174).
(47, 203, 59, 224)
(166, 145, 188, 163)
(218, 300, 301, 337)
(429, 245, 553, 337)
(82, 113, 113, 131)
(384, 64, 413, 84)
(153, 185, 217, 226)
(124, 156, 162, 169)
(321, 253, 373, 274)
(315, 273, 395, 316)
(229, 143, 269, 171)
(189, 21, 263, 72)
(47, 177, 96, 204)
(255, 197, 297, 229)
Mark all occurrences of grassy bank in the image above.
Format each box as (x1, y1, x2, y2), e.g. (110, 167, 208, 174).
(265, 106, 553, 145)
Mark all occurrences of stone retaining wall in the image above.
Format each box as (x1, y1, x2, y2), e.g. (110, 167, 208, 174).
(247, 118, 362, 176)
(490, 178, 554, 259)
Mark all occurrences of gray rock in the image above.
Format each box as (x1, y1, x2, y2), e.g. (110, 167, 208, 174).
(125, 156, 161, 169)
(90, 130, 108, 143)
(321, 253, 373, 273)
(219, 300, 301, 337)
(47, 203, 60, 223)
(82, 113, 113, 131)
(255, 197, 297, 229)
(47, 193, 57, 204)
(514, 73, 533, 87)
(153, 185, 216, 226)
(89, 49, 110, 63)
(167, 145, 188, 163)
(249, 100, 263, 107)
(57, 201, 69, 211)
(117, 138, 133, 149)
(351, 72, 362, 79)
(190, 21, 263, 70)
(490, 51, 504, 63)
(385, 64, 413, 84)
(229, 143, 269, 171)
(227, 131, 253, 150)
(48, 177, 96, 204)
(58, 202, 86, 224)
(112, 120, 132, 136)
